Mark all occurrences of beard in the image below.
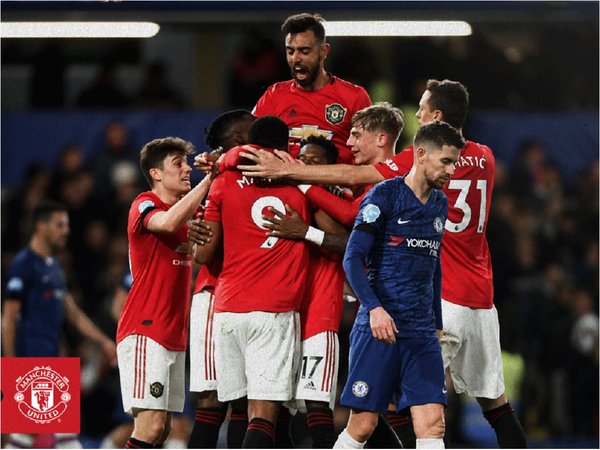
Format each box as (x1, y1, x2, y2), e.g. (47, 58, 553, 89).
(290, 60, 321, 88)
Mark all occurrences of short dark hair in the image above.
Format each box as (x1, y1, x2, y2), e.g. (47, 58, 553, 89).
(139, 137, 195, 187)
(281, 13, 326, 43)
(205, 109, 254, 150)
(413, 121, 466, 151)
(351, 102, 405, 144)
(248, 116, 289, 151)
(300, 135, 338, 164)
(425, 79, 469, 129)
(32, 200, 67, 225)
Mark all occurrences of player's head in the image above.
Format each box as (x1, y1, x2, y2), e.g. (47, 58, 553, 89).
(139, 137, 195, 191)
(248, 115, 289, 151)
(298, 135, 338, 165)
(205, 109, 256, 152)
(31, 200, 69, 252)
(282, 13, 330, 88)
(416, 79, 469, 130)
(347, 102, 405, 165)
(413, 121, 465, 190)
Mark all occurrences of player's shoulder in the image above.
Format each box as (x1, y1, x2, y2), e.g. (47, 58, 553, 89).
(131, 191, 159, 211)
(264, 80, 295, 94)
(465, 140, 494, 156)
(331, 76, 369, 95)
(10, 247, 34, 268)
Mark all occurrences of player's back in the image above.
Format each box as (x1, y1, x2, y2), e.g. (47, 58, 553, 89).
(205, 168, 310, 313)
(441, 140, 496, 308)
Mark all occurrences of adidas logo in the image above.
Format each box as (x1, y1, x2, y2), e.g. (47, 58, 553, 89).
(288, 108, 297, 117)
(303, 381, 316, 390)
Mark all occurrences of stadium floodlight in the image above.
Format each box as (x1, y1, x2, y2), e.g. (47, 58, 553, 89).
(324, 21, 472, 37)
(1, 22, 160, 38)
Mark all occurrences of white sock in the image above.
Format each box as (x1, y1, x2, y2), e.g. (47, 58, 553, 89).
(416, 437, 445, 448)
(54, 433, 82, 449)
(333, 428, 366, 449)
(100, 435, 116, 449)
(5, 434, 34, 448)
(164, 438, 187, 448)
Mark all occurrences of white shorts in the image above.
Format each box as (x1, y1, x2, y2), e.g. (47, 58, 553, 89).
(440, 300, 505, 399)
(189, 290, 217, 392)
(214, 311, 300, 403)
(293, 331, 339, 411)
(117, 334, 186, 414)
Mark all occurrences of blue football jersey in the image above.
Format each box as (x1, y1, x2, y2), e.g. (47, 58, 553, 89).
(349, 176, 447, 337)
(5, 247, 67, 356)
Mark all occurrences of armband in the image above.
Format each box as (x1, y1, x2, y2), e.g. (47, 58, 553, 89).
(304, 226, 325, 246)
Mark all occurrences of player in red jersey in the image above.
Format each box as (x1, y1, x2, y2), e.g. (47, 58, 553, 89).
(253, 12, 372, 164)
(187, 109, 255, 449)
(193, 116, 311, 448)
(116, 137, 214, 449)
(261, 136, 349, 448)
(239, 80, 527, 448)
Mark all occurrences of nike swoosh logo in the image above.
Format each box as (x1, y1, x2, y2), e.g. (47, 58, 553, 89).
(397, 219, 411, 224)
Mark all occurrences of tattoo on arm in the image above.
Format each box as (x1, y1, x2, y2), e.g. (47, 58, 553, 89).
(322, 232, 348, 255)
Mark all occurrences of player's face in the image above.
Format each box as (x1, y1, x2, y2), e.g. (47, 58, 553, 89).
(347, 126, 381, 165)
(285, 30, 327, 88)
(422, 144, 460, 189)
(298, 144, 328, 165)
(160, 152, 192, 194)
(416, 90, 440, 125)
(44, 212, 70, 252)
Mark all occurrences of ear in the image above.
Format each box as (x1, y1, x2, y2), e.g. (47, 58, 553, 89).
(415, 146, 427, 162)
(149, 167, 161, 182)
(432, 110, 444, 122)
(320, 42, 330, 61)
(377, 132, 388, 148)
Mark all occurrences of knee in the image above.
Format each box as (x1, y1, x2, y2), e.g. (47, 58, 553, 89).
(348, 412, 379, 442)
(413, 412, 445, 439)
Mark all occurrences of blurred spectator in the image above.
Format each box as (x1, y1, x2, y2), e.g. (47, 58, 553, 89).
(134, 61, 185, 109)
(77, 64, 130, 108)
(230, 30, 286, 107)
(48, 143, 87, 199)
(90, 120, 141, 201)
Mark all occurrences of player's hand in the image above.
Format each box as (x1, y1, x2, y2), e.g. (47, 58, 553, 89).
(238, 146, 295, 179)
(101, 338, 118, 367)
(262, 204, 308, 240)
(369, 307, 399, 344)
(194, 150, 222, 175)
(273, 149, 303, 164)
(188, 217, 213, 245)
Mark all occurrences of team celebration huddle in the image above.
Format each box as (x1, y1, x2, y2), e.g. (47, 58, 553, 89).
(113, 12, 526, 450)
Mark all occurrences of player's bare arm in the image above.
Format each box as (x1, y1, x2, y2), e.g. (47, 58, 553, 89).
(147, 173, 214, 234)
(314, 209, 349, 255)
(239, 146, 385, 186)
(1, 299, 20, 356)
(193, 220, 221, 265)
(369, 306, 399, 345)
(65, 293, 117, 366)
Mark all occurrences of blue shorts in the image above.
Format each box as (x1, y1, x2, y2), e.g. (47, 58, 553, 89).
(340, 327, 447, 413)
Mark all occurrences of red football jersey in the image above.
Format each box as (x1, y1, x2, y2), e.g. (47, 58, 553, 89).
(301, 246, 345, 340)
(117, 192, 192, 351)
(193, 250, 222, 295)
(373, 141, 496, 308)
(253, 77, 372, 164)
(204, 153, 310, 313)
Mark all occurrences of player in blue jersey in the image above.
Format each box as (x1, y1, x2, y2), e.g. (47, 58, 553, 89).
(2, 200, 117, 449)
(333, 122, 465, 450)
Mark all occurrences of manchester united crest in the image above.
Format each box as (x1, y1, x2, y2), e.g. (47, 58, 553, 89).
(14, 365, 72, 424)
(325, 103, 347, 125)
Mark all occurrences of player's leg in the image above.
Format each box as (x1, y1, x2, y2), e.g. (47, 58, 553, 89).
(335, 327, 400, 448)
(442, 302, 526, 448)
(478, 394, 527, 448)
(334, 410, 379, 448)
(227, 397, 249, 448)
(243, 311, 301, 448)
(386, 406, 415, 448)
(117, 335, 182, 447)
(188, 290, 228, 448)
(397, 336, 447, 449)
(409, 404, 445, 448)
(295, 330, 340, 448)
(365, 410, 403, 448)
